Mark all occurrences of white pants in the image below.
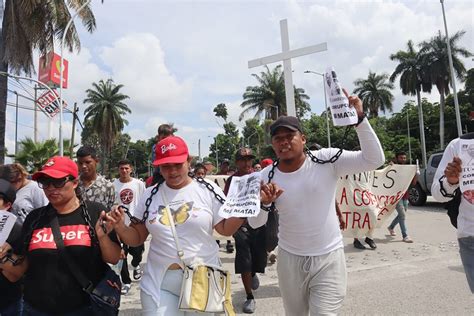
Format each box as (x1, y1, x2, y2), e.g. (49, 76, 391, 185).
(277, 247, 347, 316)
(141, 270, 215, 316)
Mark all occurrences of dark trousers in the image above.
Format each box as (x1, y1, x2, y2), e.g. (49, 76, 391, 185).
(120, 243, 145, 285)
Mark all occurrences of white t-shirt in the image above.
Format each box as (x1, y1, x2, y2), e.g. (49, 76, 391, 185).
(134, 179, 225, 306)
(113, 178, 145, 225)
(12, 180, 48, 224)
(249, 119, 385, 256)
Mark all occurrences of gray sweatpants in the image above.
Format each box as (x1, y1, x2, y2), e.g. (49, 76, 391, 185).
(277, 247, 347, 316)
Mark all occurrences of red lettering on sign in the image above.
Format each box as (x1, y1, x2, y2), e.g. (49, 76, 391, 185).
(339, 187, 348, 205)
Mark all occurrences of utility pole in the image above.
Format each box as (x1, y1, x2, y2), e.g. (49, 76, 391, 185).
(69, 103, 78, 158)
(407, 111, 412, 164)
(34, 85, 38, 143)
(14, 92, 19, 157)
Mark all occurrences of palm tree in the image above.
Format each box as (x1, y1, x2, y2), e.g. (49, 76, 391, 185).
(419, 30, 472, 149)
(240, 65, 310, 121)
(390, 40, 432, 167)
(0, 0, 98, 164)
(13, 137, 74, 172)
(353, 71, 394, 118)
(83, 79, 131, 173)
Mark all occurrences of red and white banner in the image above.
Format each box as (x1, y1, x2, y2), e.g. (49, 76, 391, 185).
(29, 225, 91, 250)
(337, 165, 416, 238)
(35, 89, 67, 118)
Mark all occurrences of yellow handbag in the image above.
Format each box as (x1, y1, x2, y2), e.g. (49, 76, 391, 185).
(161, 190, 235, 315)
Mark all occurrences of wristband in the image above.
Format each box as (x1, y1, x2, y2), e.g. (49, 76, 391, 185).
(355, 113, 366, 127)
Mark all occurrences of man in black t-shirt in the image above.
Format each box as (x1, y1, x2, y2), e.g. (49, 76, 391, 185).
(3, 156, 121, 315)
(224, 148, 267, 314)
(0, 179, 22, 315)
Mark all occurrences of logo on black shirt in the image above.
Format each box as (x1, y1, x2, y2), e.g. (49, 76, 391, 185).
(29, 225, 91, 250)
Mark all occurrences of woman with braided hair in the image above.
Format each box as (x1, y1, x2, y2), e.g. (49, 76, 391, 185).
(108, 136, 246, 315)
(4, 156, 121, 315)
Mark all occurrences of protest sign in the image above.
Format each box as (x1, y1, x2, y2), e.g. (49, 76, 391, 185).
(0, 210, 17, 245)
(325, 67, 358, 126)
(336, 165, 416, 238)
(459, 139, 474, 193)
(218, 173, 261, 219)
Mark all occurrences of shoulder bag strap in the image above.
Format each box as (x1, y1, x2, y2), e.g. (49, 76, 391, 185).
(50, 215, 95, 293)
(160, 189, 186, 267)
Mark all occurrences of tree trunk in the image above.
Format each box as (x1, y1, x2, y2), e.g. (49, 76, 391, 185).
(0, 1, 9, 164)
(416, 89, 427, 168)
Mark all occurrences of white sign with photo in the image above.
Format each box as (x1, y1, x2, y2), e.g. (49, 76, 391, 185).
(218, 173, 261, 219)
(325, 67, 358, 126)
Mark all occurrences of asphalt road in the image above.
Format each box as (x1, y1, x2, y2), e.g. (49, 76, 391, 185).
(119, 198, 474, 315)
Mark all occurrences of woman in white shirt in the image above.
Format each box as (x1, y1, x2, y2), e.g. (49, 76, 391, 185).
(108, 136, 245, 315)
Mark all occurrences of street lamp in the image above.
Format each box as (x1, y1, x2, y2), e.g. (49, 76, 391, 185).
(304, 70, 331, 147)
(208, 135, 218, 169)
(247, 131, 261, 157)
(440, 0, 462, 138)
(59, 0, 92, 156)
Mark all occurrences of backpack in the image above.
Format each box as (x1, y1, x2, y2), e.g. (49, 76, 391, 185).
(444, 188, 461, 228)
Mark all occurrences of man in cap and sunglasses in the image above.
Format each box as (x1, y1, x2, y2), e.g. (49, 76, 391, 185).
(251, 91, 384, 315)
(224, 147, 266, 314)
(4, 156, 121, 315)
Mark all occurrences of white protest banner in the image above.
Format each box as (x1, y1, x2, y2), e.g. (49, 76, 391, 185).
(336, 165, 416, 238)
(325, 67, 358, 126)
(458, 139, 474, 193)
(0, 210, 17, 245)
(218, 173, 261, 219)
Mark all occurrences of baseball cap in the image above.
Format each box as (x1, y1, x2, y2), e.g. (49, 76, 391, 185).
(261, 158, 274, 168)
(0, 179, 16, 204)
(235, 148, 255, 161)
(270, 116, 302, 136)
(153, 136, 189, 166)
(32, 156, 79, 180)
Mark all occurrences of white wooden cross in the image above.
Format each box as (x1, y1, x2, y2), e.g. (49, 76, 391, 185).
(248, 19, 327, 117)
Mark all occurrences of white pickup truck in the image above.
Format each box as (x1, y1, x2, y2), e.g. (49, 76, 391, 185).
(408, 151, 444, 206)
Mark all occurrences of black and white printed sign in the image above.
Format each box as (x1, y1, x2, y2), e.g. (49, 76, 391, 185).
(218, 173, 261, 218)
(0, 210, 17, 245)
(325, 67, 358, 126)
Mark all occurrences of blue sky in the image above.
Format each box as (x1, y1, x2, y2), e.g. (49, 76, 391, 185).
(5, 0, 474, 161)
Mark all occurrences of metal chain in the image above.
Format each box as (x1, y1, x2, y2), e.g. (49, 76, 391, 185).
(79, 199, 99, 246)
(193, 174, 226, 204)
(439, 176, 456, 198)
(262, 126, 352, 212)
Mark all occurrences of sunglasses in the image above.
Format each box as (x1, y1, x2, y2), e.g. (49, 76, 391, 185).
(37, 176, 74, 189)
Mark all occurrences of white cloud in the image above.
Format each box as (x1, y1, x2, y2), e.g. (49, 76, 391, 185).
(99, 33, 193, 114)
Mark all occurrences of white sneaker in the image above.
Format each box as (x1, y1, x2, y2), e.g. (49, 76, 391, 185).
(121, 283, 131, 295)
(403, 236, 413, 243)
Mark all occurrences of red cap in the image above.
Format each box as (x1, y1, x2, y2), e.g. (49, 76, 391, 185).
(32, 156, 79, 180)
(261, 158, 274, 168)
(153, 136, 189, 166)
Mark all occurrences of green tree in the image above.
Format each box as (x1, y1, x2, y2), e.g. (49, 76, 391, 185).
(353, 71, 394, 118)
(240, 65, 310, 121)
(209, 122, 240, 168)
(390, 40, 432, 167)
(419, 30, 472, 148)
(213, 103, 228, 122)
(83, 79, 131, 174)
(0, 0, 98, 163)
(242, 119, 264, 159)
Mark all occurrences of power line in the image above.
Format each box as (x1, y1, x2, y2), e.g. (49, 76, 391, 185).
(6, 119, 34, 129)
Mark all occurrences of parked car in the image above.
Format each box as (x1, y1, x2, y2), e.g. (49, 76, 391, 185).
(409, 151, 444, 206)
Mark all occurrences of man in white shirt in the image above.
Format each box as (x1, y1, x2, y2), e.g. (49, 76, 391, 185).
(431, 134, 474, 293)
(251, 90, 385, 315)
(113, 160, 146, 295)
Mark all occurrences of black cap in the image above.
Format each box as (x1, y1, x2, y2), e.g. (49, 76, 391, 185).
(221, 159, 230, 165)
(270, 116, 302, 136)
(235, 148, 255, 160)
(0, 179, 16, 204)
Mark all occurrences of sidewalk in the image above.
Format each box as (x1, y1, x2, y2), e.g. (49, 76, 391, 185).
(119, 201, 474, 315)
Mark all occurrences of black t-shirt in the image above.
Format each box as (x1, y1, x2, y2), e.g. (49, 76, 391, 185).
(0, 220, 22, 309)
(20, 201, 119, 314)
